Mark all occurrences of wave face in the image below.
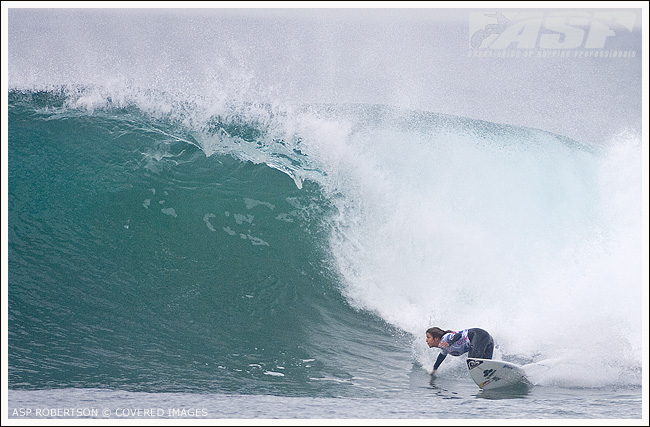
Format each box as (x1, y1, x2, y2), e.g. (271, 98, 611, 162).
(7, 87, 644, 397)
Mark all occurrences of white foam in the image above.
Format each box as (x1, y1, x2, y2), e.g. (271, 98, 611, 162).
(316, 120, 644, 387)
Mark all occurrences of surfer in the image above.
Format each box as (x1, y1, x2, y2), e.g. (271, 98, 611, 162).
(426, 327, 494, 375)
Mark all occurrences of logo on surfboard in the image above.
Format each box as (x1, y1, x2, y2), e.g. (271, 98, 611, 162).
(467, 359, 483, 370)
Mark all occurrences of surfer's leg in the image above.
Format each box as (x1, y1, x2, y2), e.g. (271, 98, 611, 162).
(468, 328, 494, 359)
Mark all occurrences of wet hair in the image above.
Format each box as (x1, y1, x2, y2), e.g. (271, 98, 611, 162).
(426, 327, 454, 339)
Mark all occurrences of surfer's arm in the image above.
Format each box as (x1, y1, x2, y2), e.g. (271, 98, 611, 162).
(438, 332, 461, 350)
(448, 332, 463, 344)
(432, 353, 447, 372)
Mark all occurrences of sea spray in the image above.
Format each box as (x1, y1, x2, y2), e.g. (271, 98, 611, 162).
(315, 112, 643, 387)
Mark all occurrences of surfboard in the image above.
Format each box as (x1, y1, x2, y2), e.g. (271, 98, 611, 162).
(466, 357, 531, 390)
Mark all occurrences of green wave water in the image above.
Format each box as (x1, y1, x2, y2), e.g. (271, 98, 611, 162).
(8, 90, 411, 397)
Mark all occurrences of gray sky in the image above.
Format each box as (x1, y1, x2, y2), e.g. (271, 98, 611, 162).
(7, 6, 645, 145)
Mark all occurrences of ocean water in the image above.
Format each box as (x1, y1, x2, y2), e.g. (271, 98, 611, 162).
(5, 7, 647, 423)
(6, 88, 644, 421)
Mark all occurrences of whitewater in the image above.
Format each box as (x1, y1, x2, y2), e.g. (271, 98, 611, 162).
(5, 6, 647, 422)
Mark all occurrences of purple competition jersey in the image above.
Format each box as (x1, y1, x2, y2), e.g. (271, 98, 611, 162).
(439, 329, 471, 356)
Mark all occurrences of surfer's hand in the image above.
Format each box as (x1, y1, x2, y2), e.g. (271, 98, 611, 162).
(430, 369, 436, 376)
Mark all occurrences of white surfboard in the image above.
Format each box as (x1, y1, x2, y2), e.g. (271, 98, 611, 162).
(466, 357, 531, 390)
